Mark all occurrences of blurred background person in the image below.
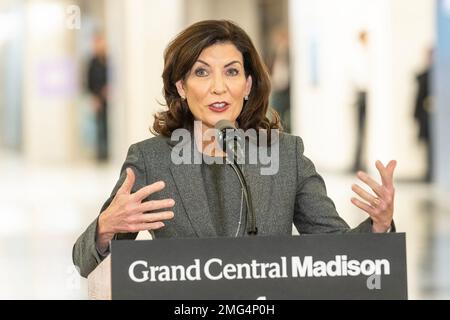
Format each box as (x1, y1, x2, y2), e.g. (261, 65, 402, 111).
(86, 32, 109, 162)
(268, 25, 291, 133)
(350, 30, 370, 173)
(414, 48, 434, 183)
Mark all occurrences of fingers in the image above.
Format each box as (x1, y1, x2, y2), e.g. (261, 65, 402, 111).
(387, 160, 397, 171)
(127, 211, 174, 233)
(352, 161, 396, 229)
(139, 199, 175, 213)
(357, 171, 384, 197)
(117, 168, 136, 195)
(351, 184, 380, 207)
(375, 160, 397, 188)
(386, 160, 397, 186)
(375, 161, 389, 187)
(132, 222, 166, 233)
(351, 197, 376, 216)
(133, 181, 166, 202)
(138, 211, 174, 223)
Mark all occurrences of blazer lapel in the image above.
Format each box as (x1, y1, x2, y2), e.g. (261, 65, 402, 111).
(243, 133, 277, 232)
(242, 162, 273, 232)
(168, 138, 217, 238)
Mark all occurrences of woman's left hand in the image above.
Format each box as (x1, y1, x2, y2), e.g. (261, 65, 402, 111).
(351, 160, 397, 233)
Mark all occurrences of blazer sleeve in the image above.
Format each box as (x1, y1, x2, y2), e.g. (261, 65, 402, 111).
(72, 143, 148, 278)
(292, 136, 373, 234)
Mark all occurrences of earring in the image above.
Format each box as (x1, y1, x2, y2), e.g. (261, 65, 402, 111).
(244, 95, 249, 101)
(181, 96, 186, 101)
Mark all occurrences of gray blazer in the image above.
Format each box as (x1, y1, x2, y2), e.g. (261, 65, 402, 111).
(73, 132, 374, 278)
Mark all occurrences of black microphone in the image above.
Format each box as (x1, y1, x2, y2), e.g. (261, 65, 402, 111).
(215, 120, 242, 162)
(215, 120, 257, 235)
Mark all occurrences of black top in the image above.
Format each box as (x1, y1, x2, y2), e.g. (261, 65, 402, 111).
(200, 154, 246, 237)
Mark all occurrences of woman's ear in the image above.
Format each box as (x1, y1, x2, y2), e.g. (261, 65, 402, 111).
(245, 75, 253, 97)
(175, 80, 186, 99)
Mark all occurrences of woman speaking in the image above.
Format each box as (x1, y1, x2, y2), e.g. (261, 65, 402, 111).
(73, 20, 396, 278)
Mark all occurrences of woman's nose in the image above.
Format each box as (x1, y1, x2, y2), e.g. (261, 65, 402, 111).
(211, 74, 226, 95)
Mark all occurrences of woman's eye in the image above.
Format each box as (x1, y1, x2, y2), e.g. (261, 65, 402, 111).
(226, 68, 239, 76)
(194, 68, 208, 77)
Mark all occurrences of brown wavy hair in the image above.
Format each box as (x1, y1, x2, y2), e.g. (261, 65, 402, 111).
(152, 20, 281, 137)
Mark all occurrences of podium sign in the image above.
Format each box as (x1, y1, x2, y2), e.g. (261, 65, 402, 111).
(111, 233, 407, 299)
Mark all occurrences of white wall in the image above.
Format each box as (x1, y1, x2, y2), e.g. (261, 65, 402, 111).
(290, 0, 435, 178)
(22, 0, 78, 163)
(106, 0, 185, 163)
(185, 0, 261, 52)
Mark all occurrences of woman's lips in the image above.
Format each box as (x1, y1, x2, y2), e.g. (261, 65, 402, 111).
(208, 102, 230, 113)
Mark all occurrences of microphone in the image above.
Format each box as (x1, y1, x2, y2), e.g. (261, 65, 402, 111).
(215, 119, 242, 162)
(214, 120, 257, 235)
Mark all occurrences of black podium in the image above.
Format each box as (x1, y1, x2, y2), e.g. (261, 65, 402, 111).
(103, 233, 407, 300)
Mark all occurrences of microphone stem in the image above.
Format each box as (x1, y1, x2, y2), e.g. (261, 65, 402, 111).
(229, 162, 257, 235)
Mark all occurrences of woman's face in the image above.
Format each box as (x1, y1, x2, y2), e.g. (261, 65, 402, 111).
(176, 42, 252, 130)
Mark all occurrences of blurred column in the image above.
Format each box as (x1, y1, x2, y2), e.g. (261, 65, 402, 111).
(105, 0, 185, 163)
(435, 0, 450, 189)
(0, 1, 24, 151)
(185, 0, 261, 51)
(22, 0, 79, 163)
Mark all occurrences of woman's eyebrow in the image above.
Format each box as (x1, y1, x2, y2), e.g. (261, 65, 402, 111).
(195, 59, 210, 67)
(194, 59, 243, 68)
(224, 61, 242, 68)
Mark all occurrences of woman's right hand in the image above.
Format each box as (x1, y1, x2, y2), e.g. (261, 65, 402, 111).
(96, 168, 175, 253)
